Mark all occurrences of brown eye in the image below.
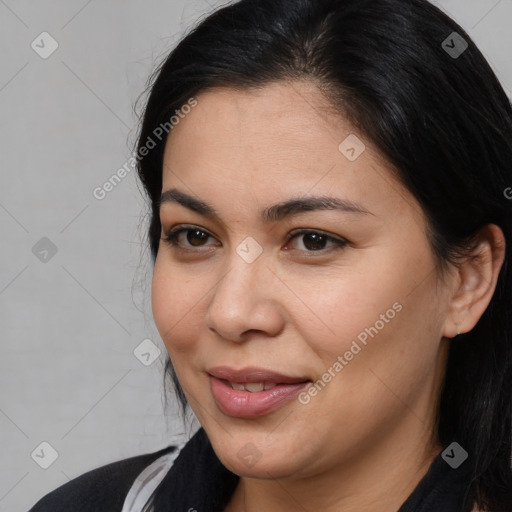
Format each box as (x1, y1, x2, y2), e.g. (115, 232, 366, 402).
(162, 226, 217, 249)
(298, 233, 328, 251)
(184, 229, 210, 246)
(162, 225, 347, 255)
(286, 230, 348, 253)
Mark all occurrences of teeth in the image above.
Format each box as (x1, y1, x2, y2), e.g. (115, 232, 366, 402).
(245, 382, 264, 392)
(229, 382, 277, 392)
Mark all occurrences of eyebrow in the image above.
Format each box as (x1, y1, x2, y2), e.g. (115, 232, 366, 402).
(158, 188, 373, 223)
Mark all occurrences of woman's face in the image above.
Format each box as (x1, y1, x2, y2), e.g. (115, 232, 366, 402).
(152, 81, 454, 480)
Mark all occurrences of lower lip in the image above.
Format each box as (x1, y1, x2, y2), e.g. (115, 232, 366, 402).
(209, 376, 308, 418)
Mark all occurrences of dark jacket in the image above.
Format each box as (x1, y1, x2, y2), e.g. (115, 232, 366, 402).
(29, 428, 477, 512)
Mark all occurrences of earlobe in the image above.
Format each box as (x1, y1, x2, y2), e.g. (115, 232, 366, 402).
(442, 224, 506, 339)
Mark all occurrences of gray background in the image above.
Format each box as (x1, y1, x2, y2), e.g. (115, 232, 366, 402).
(1, 1, 511, 511)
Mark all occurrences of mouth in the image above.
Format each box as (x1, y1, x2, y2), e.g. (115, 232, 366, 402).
(226, 381, 279, 392)
(207, 366, 311, 418)
(208, 365, 310, 384)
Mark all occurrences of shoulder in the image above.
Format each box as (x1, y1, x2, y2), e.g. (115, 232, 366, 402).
(150, 428, 239, 511)
(28, 444, 177, 512)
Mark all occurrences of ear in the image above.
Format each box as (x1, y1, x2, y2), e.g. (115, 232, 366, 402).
(442, 224, 506, 338)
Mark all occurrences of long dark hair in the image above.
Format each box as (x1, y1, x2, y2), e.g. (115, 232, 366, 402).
(134, 0, 512, 509)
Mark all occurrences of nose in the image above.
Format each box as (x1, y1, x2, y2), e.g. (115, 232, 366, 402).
(205, 253, 285, 343)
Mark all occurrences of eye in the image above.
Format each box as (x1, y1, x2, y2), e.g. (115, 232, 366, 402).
(161, 225, 348, 254)
(162, 225, 218, 250)
(285, 229, 348, 253)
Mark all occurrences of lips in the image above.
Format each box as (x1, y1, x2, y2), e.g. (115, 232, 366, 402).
(208, 366, 309, 384)
(208, 366, 310, 418)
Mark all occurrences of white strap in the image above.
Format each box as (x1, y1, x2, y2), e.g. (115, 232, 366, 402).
(121, 445, 183, 512)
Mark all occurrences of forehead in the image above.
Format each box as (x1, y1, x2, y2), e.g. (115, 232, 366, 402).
(166, 81, 351, 153)
(164, 82, 380, 171)
(160, 81, 415, 223)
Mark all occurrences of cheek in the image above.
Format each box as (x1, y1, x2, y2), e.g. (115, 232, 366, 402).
(288, 267, 398, 357)
(297, 245, 441, 382)
(151, 257, 203, 354)
(314, 272, 444, 414)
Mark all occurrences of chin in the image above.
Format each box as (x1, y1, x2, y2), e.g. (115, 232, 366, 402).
(220, 450, 301, 479)
(208, 432, 308, 479)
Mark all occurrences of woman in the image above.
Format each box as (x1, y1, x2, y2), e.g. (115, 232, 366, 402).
(29, 0, 512, 510)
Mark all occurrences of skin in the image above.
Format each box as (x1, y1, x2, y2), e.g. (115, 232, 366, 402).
(151, 81, 504, 512)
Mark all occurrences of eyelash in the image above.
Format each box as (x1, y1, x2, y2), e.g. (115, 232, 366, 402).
(161, 225, 348, 255)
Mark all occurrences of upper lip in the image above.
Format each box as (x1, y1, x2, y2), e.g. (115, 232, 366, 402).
(208, 366, 310, 384)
